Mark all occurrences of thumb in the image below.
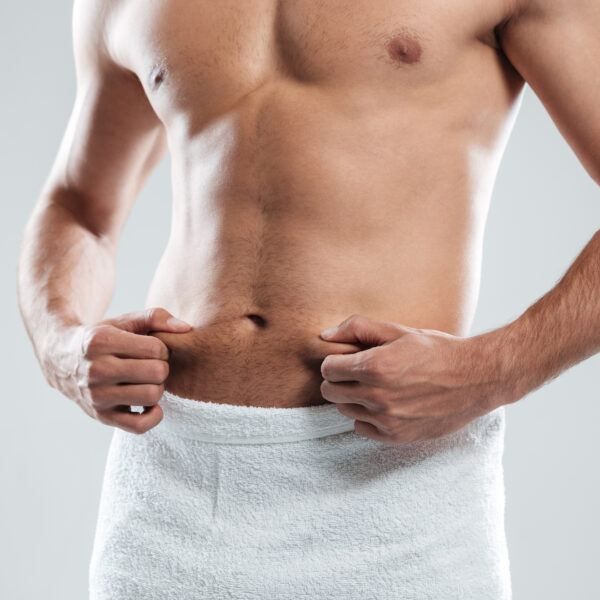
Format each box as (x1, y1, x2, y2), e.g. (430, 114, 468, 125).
(319, 314, 406, 346)
(107, 307, 192, 335)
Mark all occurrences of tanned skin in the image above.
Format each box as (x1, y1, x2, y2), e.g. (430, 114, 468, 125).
(17, 0, 600, 443)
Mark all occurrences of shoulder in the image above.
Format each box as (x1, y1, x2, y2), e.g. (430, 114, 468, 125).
(498, 0, 573, 32)
(72, 0, 126, 73)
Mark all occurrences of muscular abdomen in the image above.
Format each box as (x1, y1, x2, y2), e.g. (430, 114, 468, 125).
(123, 0, 526, 407)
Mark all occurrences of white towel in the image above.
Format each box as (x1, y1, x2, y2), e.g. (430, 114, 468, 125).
(89, 391, 511, 599)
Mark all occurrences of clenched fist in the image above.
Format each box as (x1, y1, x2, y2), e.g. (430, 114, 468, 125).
(42, 307, 191, 434)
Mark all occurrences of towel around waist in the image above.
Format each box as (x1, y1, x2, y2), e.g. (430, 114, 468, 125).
(156, 390, 356, 444)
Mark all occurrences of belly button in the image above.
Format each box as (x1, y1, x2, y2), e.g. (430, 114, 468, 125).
(245, 313, 267, 328)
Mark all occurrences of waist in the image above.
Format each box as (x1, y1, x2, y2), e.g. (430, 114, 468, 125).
(149, 308, 465, 408)
(148, 389, 507, 449)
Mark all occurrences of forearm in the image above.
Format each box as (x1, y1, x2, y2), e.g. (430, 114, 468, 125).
(17, 192, 118, 365)
(487, 229, 600, 404)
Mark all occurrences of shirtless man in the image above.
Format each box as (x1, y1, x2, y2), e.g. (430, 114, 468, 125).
(17, 0, 600, 597)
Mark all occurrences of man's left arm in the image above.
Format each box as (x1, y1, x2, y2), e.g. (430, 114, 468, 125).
(318, 0, 600, 444)
(492, 0, 600, 402)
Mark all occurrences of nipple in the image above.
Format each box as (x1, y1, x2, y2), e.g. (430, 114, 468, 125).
(386, 35, 422, 64)
(148, 63, 166, 91)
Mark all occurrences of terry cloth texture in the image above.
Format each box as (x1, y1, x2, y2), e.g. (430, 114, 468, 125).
(89, 390, 512, 599)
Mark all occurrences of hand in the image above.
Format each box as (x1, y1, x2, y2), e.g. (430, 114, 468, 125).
(42, 307, 191, 434)
(319, 314, 510, 445)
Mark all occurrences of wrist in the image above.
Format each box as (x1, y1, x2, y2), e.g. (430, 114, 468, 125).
(468, 318, 531, 409)
(37, 320, 84, 386)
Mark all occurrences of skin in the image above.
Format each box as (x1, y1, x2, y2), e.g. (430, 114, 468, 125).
(17, 0, 600, 441)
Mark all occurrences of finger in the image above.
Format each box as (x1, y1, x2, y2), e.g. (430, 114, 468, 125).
(88, 356, 169, 386)
(84, 325, 170, 360)
(103, 307, 191, 335)
(320, 313, 409, 346)
(97, 403, 164, 435)
(336, 402, 399, 434)
(353, 420, 392, 442)
(111, 358, 169, 385)
(89, 383, 165, 410)
(320, 380, 386, 411)
(320, 346, 381, 384)
(372, 416, 446, 445)
(311, 336, 368, 356)
(355, 409, 476, 445)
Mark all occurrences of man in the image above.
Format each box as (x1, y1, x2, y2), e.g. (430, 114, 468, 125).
(17, 0, 600, 598)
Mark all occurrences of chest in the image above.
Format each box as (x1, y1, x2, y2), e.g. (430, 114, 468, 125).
(110, 0, 509, 123)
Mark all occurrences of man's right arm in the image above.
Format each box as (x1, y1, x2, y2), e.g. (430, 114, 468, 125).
(17, 0, 189, 432)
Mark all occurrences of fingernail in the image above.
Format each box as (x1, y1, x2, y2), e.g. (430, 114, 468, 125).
(167, 316, 191, 329)
(320, 326, 338, 338)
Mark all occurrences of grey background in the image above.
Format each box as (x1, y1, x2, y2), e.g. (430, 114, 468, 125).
(2, 3, 599, 599)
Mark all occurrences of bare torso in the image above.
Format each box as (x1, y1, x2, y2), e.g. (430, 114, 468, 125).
(106, 0, 524, 407)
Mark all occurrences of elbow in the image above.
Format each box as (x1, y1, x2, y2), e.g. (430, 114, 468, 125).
(42, 186, 120, 249)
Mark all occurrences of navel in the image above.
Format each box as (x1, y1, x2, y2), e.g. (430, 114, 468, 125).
(245, 313, 267, 328)
(386, 35, 422, 64)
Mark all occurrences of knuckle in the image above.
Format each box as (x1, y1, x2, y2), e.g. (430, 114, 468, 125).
(131, 415, 157, 435)
(360, 356, 382, 378)
(366, 351, 390, 380)
(79, 329, 93, 356)
(354, 420, 369, 437)
(394, 427, 418, 444)
(150, 361, 169, 382)
(370, 360, 385, 378)
(148, 384, 164, 403)
(357, 356, 371, 374)
(364, 386, 385, 407)
(159, 361, 170, 380)
(379, 417, 400, 435)
(402, 331, 423, 348)
(84, 324, 116, 356)
(147, 306, 167, 323)
(336, 403, 351, 417)
(363, 385, 379, 400)
(386, 428, 404, 443)
(81, 326, 102, 356)
(130, 421, 149, 434)
(395, 404, 417, 419)
(347, 313, 363, 326)
(150, 339, 168, 360)
(87, 358, 107, 381)
(88, 387, 106, 409)
(145, 307, 158, 319)
(93, 409, 110, 425)
(142, 307, 158, 327)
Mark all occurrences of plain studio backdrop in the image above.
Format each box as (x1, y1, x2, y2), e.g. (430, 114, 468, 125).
(1, 4, 599, 600)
